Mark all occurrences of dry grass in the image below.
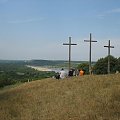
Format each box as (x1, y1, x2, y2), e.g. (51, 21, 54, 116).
(0, 74, 120, 120)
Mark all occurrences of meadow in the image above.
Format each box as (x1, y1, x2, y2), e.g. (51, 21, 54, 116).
(0, 74, 120, 120)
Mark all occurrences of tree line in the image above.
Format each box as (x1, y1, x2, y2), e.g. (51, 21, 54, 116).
(0, 63, 55, 88)
(77, 56, 120, 74)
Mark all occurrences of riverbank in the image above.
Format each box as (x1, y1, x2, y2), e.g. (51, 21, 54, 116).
(27, 65, 52, 71)
(27, 65, 68, 73)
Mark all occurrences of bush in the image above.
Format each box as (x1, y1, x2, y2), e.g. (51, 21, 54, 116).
(94, 56, 118, 74)
(77, 63, 89, 74)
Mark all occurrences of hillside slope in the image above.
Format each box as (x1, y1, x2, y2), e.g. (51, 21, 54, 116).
(0, 74, 120, 120)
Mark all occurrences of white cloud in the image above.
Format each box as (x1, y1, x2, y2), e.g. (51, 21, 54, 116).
(106, 8, 120, 14)
(8, 18, 44, 24)
(98, 8, 120, 19)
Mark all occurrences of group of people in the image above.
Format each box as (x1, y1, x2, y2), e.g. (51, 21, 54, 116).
(55, 68, 84, 79)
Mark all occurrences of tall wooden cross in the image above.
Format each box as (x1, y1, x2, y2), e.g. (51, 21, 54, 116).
(104, 40, 114, 74)
(84, 33, 97, 75)
(63, 37, 77, 71)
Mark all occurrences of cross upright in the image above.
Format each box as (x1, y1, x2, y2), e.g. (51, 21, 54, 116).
(63, 37, 77, 71)
(104, 40, 114, 74)
(84, 33, 97, 75)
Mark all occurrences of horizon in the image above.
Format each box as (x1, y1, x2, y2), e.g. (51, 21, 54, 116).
(0, 56, 119, 62)
(0, 59, 90, 61)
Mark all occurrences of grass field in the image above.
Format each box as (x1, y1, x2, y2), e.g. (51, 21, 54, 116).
(0, 74, 120, 120)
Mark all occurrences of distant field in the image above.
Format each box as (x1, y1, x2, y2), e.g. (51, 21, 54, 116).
(0, 74, 120, 120)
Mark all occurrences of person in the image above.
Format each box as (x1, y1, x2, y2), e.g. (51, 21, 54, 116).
(79, 69, 84, 76)
(55, 72, 60, 79)
(59, 68, 67, 79)
(75, 69, 79, 76)
(68, 69, 74, 77)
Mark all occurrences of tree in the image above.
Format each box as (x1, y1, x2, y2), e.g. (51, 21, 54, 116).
(94, 55, 118, 74)
(116, 57, 120, 72)
(77, 63, 89, 74)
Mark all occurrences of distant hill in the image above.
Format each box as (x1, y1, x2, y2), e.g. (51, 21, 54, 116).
(0, 59, 91, 67)
(26, 59, 68, 66)
(0, 60, 26, 64)
(0, 74, 120, 120)
(26, 59, 93, 68)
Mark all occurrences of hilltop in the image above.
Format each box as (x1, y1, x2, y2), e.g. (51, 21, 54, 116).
(0, 74, 120, 120)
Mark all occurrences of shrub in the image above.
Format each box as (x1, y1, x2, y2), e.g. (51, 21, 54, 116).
(94, 56, 118, 74)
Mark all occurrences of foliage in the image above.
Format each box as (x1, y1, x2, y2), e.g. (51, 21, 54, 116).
(0, 63, 55, 88)
(77, 63, 89, 74)
(116, 57, 120, 72)
(0, 60, 89, 88)
(26, 60, 67, 66)
(94, 55, 118, 74)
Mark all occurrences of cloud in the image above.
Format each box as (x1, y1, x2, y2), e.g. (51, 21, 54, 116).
(98, 8, 120, 19)
(106, 8, 120, 14)
(8, 18, 44, 24)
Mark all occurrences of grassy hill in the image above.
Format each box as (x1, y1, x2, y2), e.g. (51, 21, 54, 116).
(0, 74, 120, 120)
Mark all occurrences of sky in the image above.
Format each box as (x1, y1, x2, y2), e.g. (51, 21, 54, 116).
(0, 0, 120, 61)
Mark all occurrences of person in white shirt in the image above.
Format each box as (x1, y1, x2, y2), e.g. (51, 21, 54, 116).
(59, 68, 67, 79)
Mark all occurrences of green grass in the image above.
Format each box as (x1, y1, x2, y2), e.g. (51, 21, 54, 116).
(0, 74, 120, 120)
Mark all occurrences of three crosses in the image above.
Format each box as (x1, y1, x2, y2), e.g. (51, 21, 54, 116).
(63, 33, 114, 74)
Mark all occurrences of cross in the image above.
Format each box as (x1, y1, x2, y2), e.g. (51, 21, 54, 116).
(84, 33, 97, 75)
(63, 37, 77, 71)
(104, 40, 114, 74)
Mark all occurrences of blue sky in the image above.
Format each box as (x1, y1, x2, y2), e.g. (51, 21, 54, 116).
(0, 0, 120, 61)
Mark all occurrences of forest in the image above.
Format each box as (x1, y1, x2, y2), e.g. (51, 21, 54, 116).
(0, 61, 55, 87)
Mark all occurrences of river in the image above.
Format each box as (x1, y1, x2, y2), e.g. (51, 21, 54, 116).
(27, 65, 68, 73)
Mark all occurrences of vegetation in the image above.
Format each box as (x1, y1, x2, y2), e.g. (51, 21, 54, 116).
(0, 60, 89, 88)
(77, 63, 89, 74)
(0, 56, 119, 88)
(0, 74, 120, 120)
(0, 63, 55, 88)
(26, 60, 66, 66)
(94, 56, 119, 74)
(116, 57, 120, 72)
(76, 56, 120, 75)
(27, 59, 86, 68)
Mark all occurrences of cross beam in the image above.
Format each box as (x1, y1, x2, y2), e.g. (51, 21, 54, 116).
(104, 40, 114, 74)
(84, 33, 97, 75)
(63, 37, 77, 71)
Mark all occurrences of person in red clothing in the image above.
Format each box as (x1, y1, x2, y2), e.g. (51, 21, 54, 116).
(79, 69, 84, 76)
